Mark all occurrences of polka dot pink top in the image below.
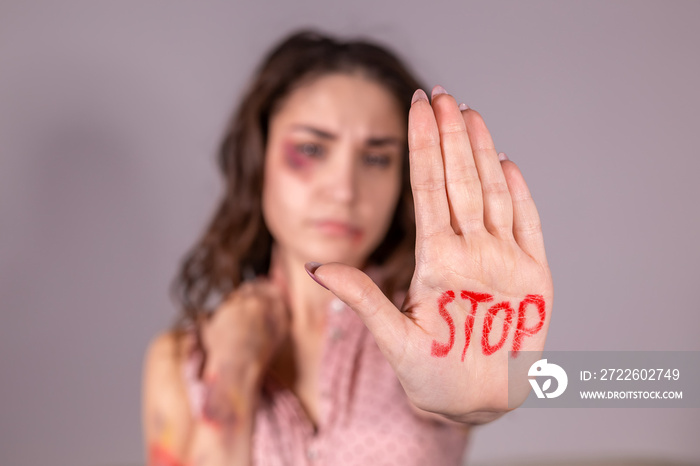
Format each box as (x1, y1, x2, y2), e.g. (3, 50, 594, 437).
(184, 297, 470, 465)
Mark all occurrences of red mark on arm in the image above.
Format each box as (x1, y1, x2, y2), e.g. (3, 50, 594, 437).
(512, 294, 546, 356)
(149, 443, 187, 466)
(431, 290, 456, 357)
(201, 373, 240, 432)
(481, 302, 515, 355)
(460, 291, 493, 361)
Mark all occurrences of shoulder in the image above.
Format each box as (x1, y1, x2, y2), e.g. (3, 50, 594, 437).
(145, 331, 192, 366)
(143, 330, 197, 404)
(142, 331, 195, 458)
(143, 330, 195, 388)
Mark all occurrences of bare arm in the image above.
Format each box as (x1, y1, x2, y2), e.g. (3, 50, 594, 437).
(142, 278, 289, 465)
(142, 333, 261, 466)
(185, 358, 262, 465)
(142, 332, 195, 465)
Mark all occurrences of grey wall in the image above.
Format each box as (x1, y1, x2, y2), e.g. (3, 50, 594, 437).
(1, 1, 698, 465)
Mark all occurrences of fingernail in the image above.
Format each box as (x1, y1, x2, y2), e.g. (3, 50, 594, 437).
(458, 103, 470, 111)
(498, 152, 509, 162)
(431, 85, 448, 100)
(411, 89, 428, 104)
(304, 262, 328, 290)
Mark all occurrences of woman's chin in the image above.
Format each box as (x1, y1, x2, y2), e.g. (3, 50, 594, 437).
(302, 248, 368, 269)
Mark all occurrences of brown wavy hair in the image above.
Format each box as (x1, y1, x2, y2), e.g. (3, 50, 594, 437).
(171, 29, 425, 365)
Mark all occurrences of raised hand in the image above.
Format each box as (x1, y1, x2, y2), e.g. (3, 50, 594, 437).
(307, 85, 553, 423)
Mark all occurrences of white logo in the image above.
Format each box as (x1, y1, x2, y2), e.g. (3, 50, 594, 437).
(528, 359, 568, 399)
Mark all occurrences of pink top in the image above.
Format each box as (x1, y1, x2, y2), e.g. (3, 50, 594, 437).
(184, 297, 470, 465)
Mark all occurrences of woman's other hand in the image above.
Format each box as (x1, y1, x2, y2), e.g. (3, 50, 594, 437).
(142, 276, 290, 464)
(200, 277, 290, 427)
(307, 85, 553, 424)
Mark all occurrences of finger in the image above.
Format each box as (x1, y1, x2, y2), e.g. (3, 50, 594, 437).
(500, 158, 547, 264)
(461, 108, 514, 239)
(431, 87, 484, 233)
(408, 89, 451, 238)
(307, 262, 408, 365)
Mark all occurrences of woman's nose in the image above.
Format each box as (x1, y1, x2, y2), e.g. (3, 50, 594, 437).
(325, 150, 358, 203)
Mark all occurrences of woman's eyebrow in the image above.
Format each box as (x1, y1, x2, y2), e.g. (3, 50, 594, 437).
(291, 124, 402, 147)
(291, 125, 335, 140)
(365, 136, 402, 148)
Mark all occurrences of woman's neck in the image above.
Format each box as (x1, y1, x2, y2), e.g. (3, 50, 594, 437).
(268, 244, 336, 332)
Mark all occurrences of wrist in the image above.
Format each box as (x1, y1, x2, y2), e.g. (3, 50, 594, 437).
(206, 350, 266, 386)
(199, 360, 263, 432)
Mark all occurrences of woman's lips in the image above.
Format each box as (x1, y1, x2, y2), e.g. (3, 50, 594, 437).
(313, 220, 362, 238)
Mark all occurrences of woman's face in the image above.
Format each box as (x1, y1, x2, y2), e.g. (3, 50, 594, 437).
(262, 72, 405, 268)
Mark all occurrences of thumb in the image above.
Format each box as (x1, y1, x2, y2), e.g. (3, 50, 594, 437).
(305, 262, 408, 362)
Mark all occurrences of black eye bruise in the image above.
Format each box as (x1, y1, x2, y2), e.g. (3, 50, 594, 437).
(298, 143, 323, 157)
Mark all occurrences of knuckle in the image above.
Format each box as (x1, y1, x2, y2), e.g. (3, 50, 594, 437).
(354, 279, 375, 309)
(512, 190, 533, 203)
(417, 228, 447, 241)
(517, 220, 542, 236)
(481, 180, 510, 196)
(409, 137, 440, 153)
(412, 180, 445, 192)
(438, 121, 466, 136)
(472, 145, 496, 154)
(489, 223, 514, 239)
(465, 216, 486, 230)
(447, 164, 480, 184)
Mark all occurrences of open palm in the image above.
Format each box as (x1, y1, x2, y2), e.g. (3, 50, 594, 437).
(311, 86, 553, 423)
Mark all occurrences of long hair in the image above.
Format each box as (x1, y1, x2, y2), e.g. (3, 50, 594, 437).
(171, 29, 425, 366)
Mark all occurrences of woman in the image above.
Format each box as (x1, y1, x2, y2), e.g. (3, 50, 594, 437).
(142, 29, 553, 465)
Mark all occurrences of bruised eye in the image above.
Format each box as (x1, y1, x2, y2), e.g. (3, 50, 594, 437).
(363, 153, 392, 168)
(296, 143, 325, 158)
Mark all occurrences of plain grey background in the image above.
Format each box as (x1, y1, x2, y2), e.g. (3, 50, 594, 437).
(1, 1, 698, 465)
